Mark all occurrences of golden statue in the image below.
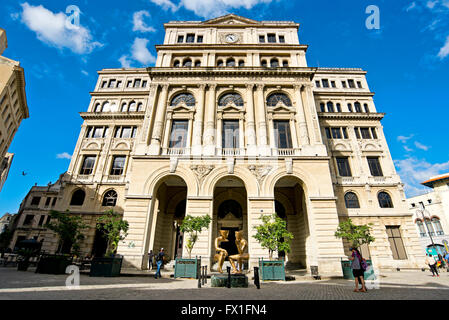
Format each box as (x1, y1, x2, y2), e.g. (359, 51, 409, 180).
(229, 231, 249, 274)
(214, 230, 229, 273)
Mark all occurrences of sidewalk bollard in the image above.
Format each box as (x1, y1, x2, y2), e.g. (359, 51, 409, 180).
(197, 264, 201, 288)
(227, 266, 231, 288)
(254, 266, 260, 289)
(205, 266, 207, 284)
(202, 266, 206, 285)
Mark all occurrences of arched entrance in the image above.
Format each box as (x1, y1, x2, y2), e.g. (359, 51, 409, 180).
(274, 176, 310, 268)
(150, 175, 187, 262)
(212, 176, 248, 268)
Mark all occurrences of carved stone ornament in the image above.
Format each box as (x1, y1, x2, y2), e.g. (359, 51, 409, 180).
(190, 165, 215, 181)
(248, 165, 273, 183)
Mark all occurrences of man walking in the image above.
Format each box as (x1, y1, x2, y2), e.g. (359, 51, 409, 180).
(154, 248, 165, 279)
(425, 253, 439, 277)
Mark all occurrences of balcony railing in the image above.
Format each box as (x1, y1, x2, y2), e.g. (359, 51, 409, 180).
(163, 148, 190, 156)
(221, 148, 243, 156)
(271, 148, 301, 156)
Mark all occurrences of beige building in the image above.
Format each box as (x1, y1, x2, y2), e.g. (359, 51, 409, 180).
(407, 174, 449, 256)
(0, 28, 29, 186)
(11, 15, 424, 275)
(0, 152, 13, 192)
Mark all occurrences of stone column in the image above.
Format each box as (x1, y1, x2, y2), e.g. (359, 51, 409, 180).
(192, 84, 207, 155)
(187, 112, 194, 150)
(149, 84, 169, 155)
(239, 114, 245, 151)
(289, 115, 299, 149)
(203, 84, 217, 155)
(245, 84, 257, 156)
(267, 113, 276, 151)
(255, 84, 270, 155)
(162, 111, 173, 153)
(294, 84, 310, 146)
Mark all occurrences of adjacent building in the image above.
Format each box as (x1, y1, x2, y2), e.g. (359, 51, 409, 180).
(407, 173, 449, 256)
(0, 212, 14, 234)
(0, 152, 13, 192)
(11, 15, 425, 275)
(0, 28, 29, 191)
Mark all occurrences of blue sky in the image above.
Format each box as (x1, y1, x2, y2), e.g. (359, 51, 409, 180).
(1, 0, 449, 215)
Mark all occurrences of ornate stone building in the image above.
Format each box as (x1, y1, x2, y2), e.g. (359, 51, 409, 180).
(11, 15, 424, 275)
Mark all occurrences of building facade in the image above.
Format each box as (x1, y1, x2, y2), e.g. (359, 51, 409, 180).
(12, 15, 424, 275)
(0, 152, 13, 192)
(407, 174, 449, 256)
(0, 28, 29, 188)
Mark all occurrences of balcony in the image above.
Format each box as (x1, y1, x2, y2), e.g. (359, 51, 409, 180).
(163, 148, 191, 156)
(271, 148, 301, 157)
(221, 148, 244, 156)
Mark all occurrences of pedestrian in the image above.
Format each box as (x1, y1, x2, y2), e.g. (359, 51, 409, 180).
(349, 247, 367, 292)
(148, 250, 154, 270)
(425, 253, 439, 277)
(444, 251, 449, 270)
(154, 248, 165, 279)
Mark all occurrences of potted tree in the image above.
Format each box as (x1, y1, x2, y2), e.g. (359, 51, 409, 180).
(174, 214, 211, 279)
(90, 210, 129, 277)
(37, 210, 88, 274)
(335, 219, 376, 279)
(253, 214, 293, 281)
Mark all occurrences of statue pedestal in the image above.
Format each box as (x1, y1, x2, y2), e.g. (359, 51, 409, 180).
(211, 274, 248, 288)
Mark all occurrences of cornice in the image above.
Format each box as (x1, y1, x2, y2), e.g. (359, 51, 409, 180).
(90, 91, 150, 96)
(156, 44, 308, 51)
(318, 112, 385, 121)
(313, 90, 375, 97)
(79, 112, 145, 120)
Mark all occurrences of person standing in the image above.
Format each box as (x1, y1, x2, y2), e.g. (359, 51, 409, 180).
(425, 253, 439, 277)
(148, 250, 154, 270)
(349, 247, 367, 292)
(154, 248, 165, 279)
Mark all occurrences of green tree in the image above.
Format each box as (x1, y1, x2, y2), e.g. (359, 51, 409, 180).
(334, 219, 375, 249)
(253, 214, 294, 260)
(179, 215, 211, 259)
(96, 210, 129, 257)
(45, 210, 89, 256)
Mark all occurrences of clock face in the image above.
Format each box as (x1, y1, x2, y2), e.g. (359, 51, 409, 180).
(226, 34, 238, 43)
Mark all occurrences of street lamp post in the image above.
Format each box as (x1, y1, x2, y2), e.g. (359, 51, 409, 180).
(417, 202, 436, 255)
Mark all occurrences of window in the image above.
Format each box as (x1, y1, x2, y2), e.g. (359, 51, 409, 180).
(378, 192, 393, 208)
(128, 101, 137, 112)
(282, 60, 289, 67)
(218, 93, 244, 107)
(386, 226, 407, 260)
(86, 126, 109, 138)
(226, 58, 235, 67)
(371, 128, 378, 139)
(197, 35, 203, 43)
(217, 60, 224, 67)
(267, 93, 292, 107)
(115, 126, 137, 138)
(38, 215, 46, 226)
(117, 81, 122, 88)
(183, 59, 192, 67)
(169, 120, 188, 148)
(345, 192, 360, 208)
(322, 79, 329, 88)
(270, 58, 279, 68)
(195, 60, 201, 67)
(425, 218, 435, 236)
(171, 93, 196, 106)
(348, 79, 356, 88)
(142, 80, 147, 88)
(368, 157, 383, 177)
(279, 35, 285, 43)
(342, 81, 347, 88)
(80, 156, 96, 175)
(52, 197, 57, 207)
(336, 157, 352, 177)
(267, 34, 276, 43)
(261, 60, 267, 67)
(432, 218, 444, 235)
(336, 103, 342, 112)
(110, 156, 126, 175)
(364, 104, 370, 113)
(134, 79, 141, 88)
(331, 127, 342, 139)
(325, 128, 331, 139)
(239, 60, 245, 67)
(273, 121, 292, 149)
(354, 102, 362, 112)
(360, 127, 371, 139)
(70, 189, 85, 206)
(108, 79, 116, 88)
(31, 197, 41, 206)
(315, 81, 321, 88)
(416, 220, 427, 237)
(45, 197, 51, 206)
(186, 34, 195, 43)
(174, 60, 180, 67)
(331, 81, 336, 88)
(357, 81, 363, 88)
(327, 127, 348, 139)
(127, 81, 132, 88)
(101, 81, 107, 88)
(177, 35, 184, 43)
(24, 215, 34, 225)
(102, 190, 118, 207)
(348, 103, 353, 112)
(222, 120, 239, 149)
(327, 102, 334, 112)
(259, 35, 265, 43)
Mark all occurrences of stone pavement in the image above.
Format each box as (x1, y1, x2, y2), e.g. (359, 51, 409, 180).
(0, 266, 448, 300)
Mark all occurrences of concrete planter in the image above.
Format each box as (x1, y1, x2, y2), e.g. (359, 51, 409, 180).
(90, 256, 123, 277)
(36, 254, 72, 275)
(259, 258, 285, 281)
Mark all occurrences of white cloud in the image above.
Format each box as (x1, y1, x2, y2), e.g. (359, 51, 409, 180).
(397, 134, 414, 143)
(404, 146, 414, 152)
(414, 141, 430, 151)
(81, 70, 89, 76)
(133, 10, 156, 33)
(427, 0, 438, 9)
(56, 152, 72, 159)
(150, 0, 272, 18)
(406, 2, 417, 11)
(119, 55, 133, 68)
(395, 157, 449, 196)
(131, 38, 156, 65)
(438, 35, 449, 59)
(19, 2, 102, 54)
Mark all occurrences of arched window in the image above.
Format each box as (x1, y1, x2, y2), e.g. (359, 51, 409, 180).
(282, 60, 289, 67)
(94, 103, 101, 112)
(128, 101, 137, 112)
(327, 102, 334, 112)
(173, 60, 180, 67)
(261, 60, 267, 67)
(217, 60, 224, 67)
(425, 218, 435, 235)
(364, 103, 370, 113)
(267, 93, 292, 107)
(238, 60, 245, 67)
(226, 58, 235, 67)
(336, 103, 342, 112)
(121, 103, 127, 112)
(102, 190, 117, 207)
(344, 192, 360, 209)
(170, 93, 196, 106)
(270, 58, 279, 68)
(432, 217, 444, 235)
(354, 102, 362, 112)
(137, 103, 143, 112)
(348, 103, 353, 112)
(320, 103, 325, 112)
(416, 220, 426, 235)
(218, 93, 244, 107)
(183, 59, 192, 67)
(102, 101, 110, 112)
(378, 192, 393, 208)
(70, 189, 85, 206)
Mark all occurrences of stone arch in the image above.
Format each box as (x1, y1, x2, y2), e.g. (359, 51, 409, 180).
(217, 91, 244, 107)
(201, 166, 258, 197)
(265, 90, 293, 107)
(143, 165, 198, 197)
(263, 168, 313, 198)
(169, 91, 196, 107)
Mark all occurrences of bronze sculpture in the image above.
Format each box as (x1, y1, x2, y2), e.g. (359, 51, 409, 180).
(229, 230, 249, 274)
(214, 230, 229, 273)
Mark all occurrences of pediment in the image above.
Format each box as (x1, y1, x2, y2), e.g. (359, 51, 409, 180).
(270, 103, 292, 113)
(202, 14, 259, 25)
(221, 103, 242, 112)
(170, 102, 193, 112)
